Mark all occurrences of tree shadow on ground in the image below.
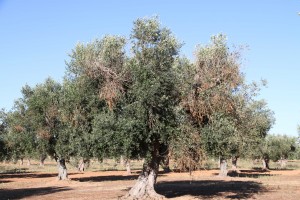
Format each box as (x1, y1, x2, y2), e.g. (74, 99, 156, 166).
(156, 180, 267, 199)
(0, 167, 29, 174)
(226, 169, 275, 178)
(0, 172, 79, 179)
(0, 186, 71, 199)
(252, 167, 294, 171)
(211, 169, 277, 178)
(72, 174, 139, 182)
(0, 180, 11, 183)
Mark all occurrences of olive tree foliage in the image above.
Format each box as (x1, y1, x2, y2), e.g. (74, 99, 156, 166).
(1, 79, 63, 167)
(24, 78, 62, 163)
(64, 35, 126, 163)
(258, 134, 296, 169)
(179, 35, 274, 175)
(66, 35, 126, 109)
(2, 92, 36, 164)
(19, 78, 67, 178)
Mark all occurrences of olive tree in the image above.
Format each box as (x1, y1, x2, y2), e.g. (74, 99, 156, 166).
(86, 17, 181, 199)
(260, 134, 296, 169)
(64, 34, 127, 172)
(181, 35, 274, 176)
(3, 95, 36, 165)
(21, 79, 65, 177)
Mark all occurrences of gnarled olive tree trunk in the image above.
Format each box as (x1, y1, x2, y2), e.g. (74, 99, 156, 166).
(122, 144, 164, 199)
(78, 159, 90, 172)
(58, 159, 68, 180)
(122, 164, 163, 199)
(27, 159, 31, 166)
(231, 156, 240, 172)
(278, 158, 287, 169)
(219, 158, 228, 177)
(161, 154, 171, 173)
(262, 158, 270, 171)
(19, 158, 24, 166)
(125, 159, 131, 175)
(40, 154, 47, 167)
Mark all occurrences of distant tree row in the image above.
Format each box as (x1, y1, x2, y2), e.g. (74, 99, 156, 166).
(0, 17, 297, 199)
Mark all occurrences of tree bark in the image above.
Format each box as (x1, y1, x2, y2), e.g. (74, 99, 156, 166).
(161, 156, 171, 173)
(78, 159, 90, 172)
(219, 158, 228, 177)
(262, 158, 270, 171)
(125, 159, 131, 175)
(27, 159, 31, 166)
(78, 159, 85, 172)
(231, 156, 239, 172)
(40, 155, 47, 167)
(122, 141, 164, 199)
(279, 158, 287, 169)
(122, 164, 163, 200)
(120, 155, 125, 166)
(58, 159, 68, 180)
(19, 158, 24, 166)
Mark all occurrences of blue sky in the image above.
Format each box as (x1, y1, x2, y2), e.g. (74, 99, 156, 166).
(0, 0, 299, 136)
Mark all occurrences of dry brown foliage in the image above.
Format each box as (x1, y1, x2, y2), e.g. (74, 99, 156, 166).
(36, 128, 51, 139)
(182, 36, 244, 125)
(13, 125, 25, 133)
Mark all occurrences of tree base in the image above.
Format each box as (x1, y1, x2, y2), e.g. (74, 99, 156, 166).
(218, 159, 228, 177)
(120, 169, 164, 200)
(58, 159, 68, 180)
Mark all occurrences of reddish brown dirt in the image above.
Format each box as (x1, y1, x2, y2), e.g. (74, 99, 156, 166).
(1, 169, 300, 199)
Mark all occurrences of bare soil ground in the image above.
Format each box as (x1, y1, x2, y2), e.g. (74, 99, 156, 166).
(1, 161, 300, 199)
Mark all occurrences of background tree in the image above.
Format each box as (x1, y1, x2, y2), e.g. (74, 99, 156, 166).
(226, 98, 274, 172)
(2, 80, 62, 168)
(252, 134, 296, 170)
(22, 78, 65, 177)
(64, 35, 126, 172)
(267, 134, 296, 168)
(180, 34, 274, 176)
(4, 96, 36, 165)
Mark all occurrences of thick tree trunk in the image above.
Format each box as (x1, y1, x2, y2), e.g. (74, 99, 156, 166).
(219, 158, 228, 177)
(40, 155, 47, 167)
(262, 158, 270, 170)
(78, 159, 85, 172)
(58, 159, 68, 180)
(120, 155, 125, 166)
(231, 156, 239, 172)
(122, 141, 164, 200)
(162, 156, 171, 173)
(78, 159, 90, 172)
(279, 158, 287, 169)
(40, 159, 45, 166)
(125, 159, 131, 175)
(27, 159, 31, 166)
(19, 158, 24, 166)
(122, 165, 164, 200)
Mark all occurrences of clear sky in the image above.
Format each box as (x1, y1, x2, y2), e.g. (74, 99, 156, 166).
(0, 0, 299, 136)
